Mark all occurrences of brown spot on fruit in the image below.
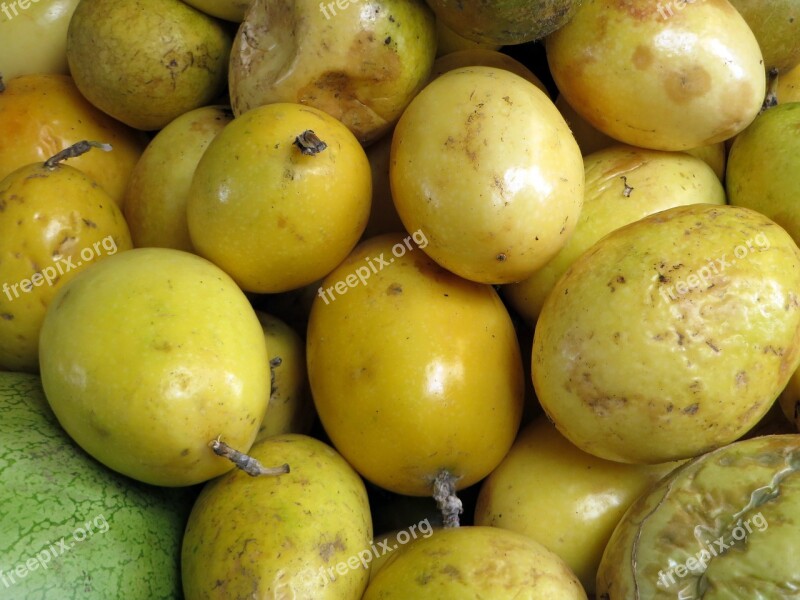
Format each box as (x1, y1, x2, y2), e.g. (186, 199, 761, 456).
(632, 45, 653, 70)
(664, 66, 712, 104)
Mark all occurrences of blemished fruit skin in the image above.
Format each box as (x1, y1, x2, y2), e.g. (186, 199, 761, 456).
(182, 434, 372, 600)
(0, 161, 133, 372)
(0, 74, 146, 206)
(0, 372, 191, 598)
(727, 102, 800, 246)
(123, 105, 233, 252)
(38, 248, 270, 487)
(362, 526, 587, 599)
(391, 66, 584, 284)
(533, 204, 800, 464)
(597, 434, 800, 598)
(66, 0, 231, 131)
(307, 233, 524, 496)
(425, 0, 583, 45)
(229, 0, 437, 145)
(547, 0, 766, 151)
(503, 144, 726, 324)
(187, 103, 372, 294)
(474, 417, 683, 593)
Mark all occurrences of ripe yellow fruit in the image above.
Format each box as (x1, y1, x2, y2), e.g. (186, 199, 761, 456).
(187, 103, 371, 293)
(0, 159, 132, 372)
(533, 204, 800, 463)
(307, 233, 524, 496)
(391, 66, 584, 284)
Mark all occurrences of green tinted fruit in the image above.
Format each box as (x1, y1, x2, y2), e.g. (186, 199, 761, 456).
(0, 372, 191, 598)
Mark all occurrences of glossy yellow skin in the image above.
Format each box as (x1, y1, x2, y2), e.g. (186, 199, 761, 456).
(547, 0, 766, 150)
(255, 311, 314, 443)
(0, 163, 132, 372)
(363, 526, 587, 599)
(533, 204, 800, 463)
(188, 103, 371, 293)
(229, 0, 436, 145)
(430, 49, 548, 92)
(504, 145, 726, 324)
(307, 233, 524, 496)
(124, 106, 233, 251)
(728, 103, 800, 246)
(0, 74, 145, 205)
(38, 248, 269, 486)
(391, 67, 584, 284)
(0, 0, 79, 79)
(435, 19, 500, 57)
(67, 0, 231, 131)
(182, 434, 372, 599)
(555, 94, 728, 180)
(181, 0, 249, 21)
(474, 417, 683, 593)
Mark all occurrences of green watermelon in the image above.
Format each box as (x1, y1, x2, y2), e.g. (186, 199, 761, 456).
(0, 372, 193, 598)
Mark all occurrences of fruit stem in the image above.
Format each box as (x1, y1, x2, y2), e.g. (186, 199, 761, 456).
(43, 140, 112, 170)
(432, 470, 462, 528)
(294, 130, 327, 155)
(209, 437, 290, 477)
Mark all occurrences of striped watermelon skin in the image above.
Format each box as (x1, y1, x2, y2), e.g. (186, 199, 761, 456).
(0, 372, 194, 599)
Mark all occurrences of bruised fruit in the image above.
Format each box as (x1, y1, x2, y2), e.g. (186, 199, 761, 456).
(533, 204, 800, 464)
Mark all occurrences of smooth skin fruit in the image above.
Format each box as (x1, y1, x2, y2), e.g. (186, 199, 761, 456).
(182, 434, 372, 600)
(391, 66, 584, 284)
(547, 0, 766, 150)
(229, 0, 436, 144)
(0, 0, 80, 79)
(727, 0, 800, 73)
(598, 435, 800, 599)
(123, 105, 233, 251)
(504, 144, 726, 324)
(727, 102, 800, 246)
(307, 233, 524, 496)
(0, 74, 145, 206)
(533, 204, 800, 464)
(475, 417, 683, 593)
(0, 159, 132, 372)
(429, 49, 548, 92)
(363, 526, 587, 599)
(187, 103, 371, 293)
(39, 248, 270, 487)
(0, 372, 191, 598)
(66, 0, 231, 130)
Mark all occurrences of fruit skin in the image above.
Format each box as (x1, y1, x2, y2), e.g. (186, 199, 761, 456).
(181, 0, 249, 22)
(503, 144, 726, 324)
(597, 434, 800, 598)
(229, 0, 436, 145)
(727, 102, 800, 246)
(363, 525, 587, 599)
(123, 105, 233, 251)
(425, 0, 583, 45)
(0, 372, 191, 598)
(255, 311, 315, 442)
(429, 49, 548, 92)
(474, 417, 682, 593)
(307, 233, 524, 496)
(391, 66, 584, 284)
(779, 366, 800, 429)
(38, 247, 270, 487)
(182, 434, 372, 599)
(434, 19, 500, 56)
(0, 0, 80, 79)
(547, 0, 765, 151)
(777, 62, 800, 102)
(727, 0, 800, 73)
(0, 74, 146, 206)
(533, 204, 800, 464)
(0, 161, 132, 372)
(187, 103, 371, 294)
(66, 0, 231, 131)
